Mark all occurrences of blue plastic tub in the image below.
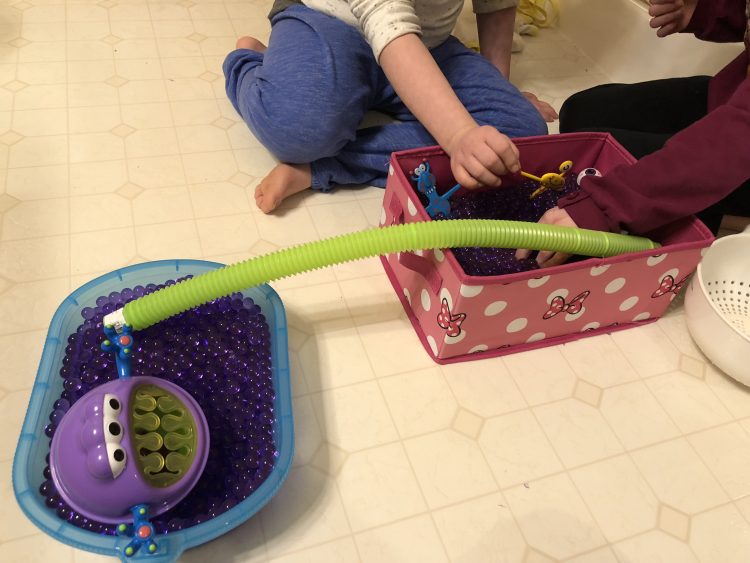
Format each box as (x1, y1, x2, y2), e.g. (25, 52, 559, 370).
(12, 260, 294, 562)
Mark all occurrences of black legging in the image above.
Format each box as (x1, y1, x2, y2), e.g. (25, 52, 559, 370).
(559, 77, 750, 234)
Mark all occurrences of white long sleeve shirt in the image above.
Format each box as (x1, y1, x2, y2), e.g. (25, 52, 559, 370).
(301, 0, 518, 60)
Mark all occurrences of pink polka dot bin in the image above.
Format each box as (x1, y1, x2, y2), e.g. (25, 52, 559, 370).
(381, 135, 714, 363)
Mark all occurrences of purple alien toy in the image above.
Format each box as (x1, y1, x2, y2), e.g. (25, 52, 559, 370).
(49, 325, 210, 557)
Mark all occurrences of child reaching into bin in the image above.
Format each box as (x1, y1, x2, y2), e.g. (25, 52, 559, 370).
(224, 0, 552, 213)
(518, 0, 750, 267)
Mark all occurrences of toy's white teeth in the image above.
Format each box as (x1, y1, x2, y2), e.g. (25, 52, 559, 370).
(103, 308, 127, 333)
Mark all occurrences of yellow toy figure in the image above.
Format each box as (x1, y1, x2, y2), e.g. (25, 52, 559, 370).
(521, 160, 573, 199)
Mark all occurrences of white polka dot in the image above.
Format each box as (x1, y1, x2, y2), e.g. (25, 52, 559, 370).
(506, 317, 528, 333)
(444, 330, 466, 344)
(484, 301, 507, 316)
(661, 268, 680, 281)
(407, 198, 418, 216)
(619, 296, 639, 311)
(590, 265, 610, 276)
(605, 277, 626, 294)
(434, 249, 445, 262)
(647, 254, 668, 266)
(379, 207, 386, 226)
(414, 249, 424, 257)
(527, 275, 550, 288)
(427, 335, 438, 356)
(547, 288, 569, 304)
(421, 289, 431, 311)
(526, 332, 545, 343)
(439, 288, 453, 310)
(582, 322, 600, 331)
(388, 164, 395, 176)
(565, 307, 586, 322)
(403, 288, 411, 306)
(459, 284, 483, 298)
(469, 344, 488, 353)
(633, 312, 650, 321)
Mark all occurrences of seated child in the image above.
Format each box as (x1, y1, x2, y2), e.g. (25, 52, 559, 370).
(518, 0, 750, 267)
(223, 0, 551, 213)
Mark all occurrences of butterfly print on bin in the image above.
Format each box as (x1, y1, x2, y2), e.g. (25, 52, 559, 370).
(543, 291, 590, 320)
(437, 298, 466, 337)
(651, 275, 688, 298)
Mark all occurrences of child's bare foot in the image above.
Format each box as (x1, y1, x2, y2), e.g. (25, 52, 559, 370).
(236, 36, 267, 52)
(254, 163, 312, 213)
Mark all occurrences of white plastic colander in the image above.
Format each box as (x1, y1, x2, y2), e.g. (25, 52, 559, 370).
(685, 227, 750, 386)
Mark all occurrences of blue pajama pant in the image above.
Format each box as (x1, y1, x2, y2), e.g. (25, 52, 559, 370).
(223, 5, 547, 191)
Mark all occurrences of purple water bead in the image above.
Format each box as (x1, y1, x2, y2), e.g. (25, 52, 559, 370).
(49, 409, 67, 426)
(81, 307, 97, 321)
(39, 479, 55, 497)
(70, 513, 88, 528)
(56, 505, 73, 521)
(63, 377, 82, 392)
(45, 493, 61, 509)
(53, 398, 70, 412)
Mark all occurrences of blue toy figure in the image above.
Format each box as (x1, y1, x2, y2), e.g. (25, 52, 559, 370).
(411, 161, 461, 219)
(117, 504, 157, 557)
(101, 324, 134, 379)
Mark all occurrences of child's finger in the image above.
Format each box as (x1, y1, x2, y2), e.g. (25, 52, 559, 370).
(474, 143, 509, 177)
(453, 163, 480, 190)
(537, 251, 571, 268)
(649, 12, 679, 29)
(648, 0, 681, 9)
(655, 22, 679, 37)
(485, 135, 520, 173)
(464, 156, 502, 187)
(535, 250, 555, 266)
(648, 3, 678, 18)
(515, 248, 532, 260)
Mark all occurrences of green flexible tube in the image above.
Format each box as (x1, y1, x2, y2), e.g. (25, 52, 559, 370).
(113, 220, 658, 331)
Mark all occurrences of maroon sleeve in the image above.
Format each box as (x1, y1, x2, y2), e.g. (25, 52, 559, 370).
(558, 62, 750, 235)
(683, 0, 747, 42)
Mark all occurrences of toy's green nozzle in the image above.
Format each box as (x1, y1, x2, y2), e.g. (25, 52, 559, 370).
(105, 220, 658, 331)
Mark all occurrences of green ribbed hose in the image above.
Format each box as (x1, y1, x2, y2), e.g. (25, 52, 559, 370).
(118, 220, 658, 330)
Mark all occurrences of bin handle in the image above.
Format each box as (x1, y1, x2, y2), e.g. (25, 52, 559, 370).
(398, 251, 443, 294)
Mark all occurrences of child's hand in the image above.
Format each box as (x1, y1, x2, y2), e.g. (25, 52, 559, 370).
(447, 125, 520, 189)
(648, 0, 697, 37)
(515, 207, 578, 268)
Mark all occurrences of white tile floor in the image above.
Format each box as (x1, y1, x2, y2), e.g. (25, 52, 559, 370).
(2, 1, 750, 562)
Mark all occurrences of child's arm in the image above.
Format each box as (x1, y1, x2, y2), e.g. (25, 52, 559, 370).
(557, 71, 750, 236)
(476, 6, 516, 78)
(380, 33, 521, 189)
(476, 6, 559, 121)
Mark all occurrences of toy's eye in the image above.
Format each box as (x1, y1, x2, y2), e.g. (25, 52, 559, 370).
(577, 168, 602, 185)
(419, 163, 426, 172)
(560, 161, 573, 173)
(106, 442, 127, 479)
(104, 394, 121, 417)
(105, 420, 123, 442)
